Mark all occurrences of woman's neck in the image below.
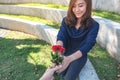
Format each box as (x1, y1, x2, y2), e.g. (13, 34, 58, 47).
(75, 18, 81, 29)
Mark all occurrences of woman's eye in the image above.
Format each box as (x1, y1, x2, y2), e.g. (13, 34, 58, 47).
(79, 5, 83, 7)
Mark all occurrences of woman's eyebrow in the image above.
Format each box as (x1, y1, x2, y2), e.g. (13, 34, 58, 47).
(74, 2, 85, 6)
(78, 2, 85, 5)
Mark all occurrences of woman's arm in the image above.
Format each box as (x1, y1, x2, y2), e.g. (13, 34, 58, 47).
(57, 22, 99, 73)
(56, 18, 67, 47)
(79, 22, 99, 56)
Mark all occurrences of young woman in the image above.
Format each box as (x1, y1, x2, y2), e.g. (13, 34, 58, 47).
(56, 0, 99, 80)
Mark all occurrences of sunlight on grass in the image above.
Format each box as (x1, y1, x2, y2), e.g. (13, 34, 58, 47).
(0, 30, 52, 80)
(93, 10, 120, 23)
(89, 44, 120, 80)
(0, 29, 120, 80)
(17, 3, 68, 10)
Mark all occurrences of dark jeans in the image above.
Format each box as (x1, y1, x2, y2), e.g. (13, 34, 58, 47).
(60, 57, 87, 80)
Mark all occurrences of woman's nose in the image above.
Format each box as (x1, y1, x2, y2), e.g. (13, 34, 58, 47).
(75, 6, 79, 12)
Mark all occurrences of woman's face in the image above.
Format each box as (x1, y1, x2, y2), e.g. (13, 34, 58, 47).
(72, 0, 87, 19)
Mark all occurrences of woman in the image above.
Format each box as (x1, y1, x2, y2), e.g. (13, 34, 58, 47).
(56, 0, 99, 80)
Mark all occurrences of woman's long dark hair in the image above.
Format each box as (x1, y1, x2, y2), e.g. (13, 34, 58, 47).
(65, 0, 94, 29)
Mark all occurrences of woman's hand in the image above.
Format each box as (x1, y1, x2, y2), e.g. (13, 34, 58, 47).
(40, 65, 62, 80)
(56, 56, 72, 73)
(56, 50, 82, 73)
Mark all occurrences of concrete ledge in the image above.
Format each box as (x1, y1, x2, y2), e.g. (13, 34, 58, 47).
(0, 16, 99, 80)
(0, 16, 58, 45)
(0, 0, 69, 6)
(94, 16, 120, 63)
(80, 59, 99, 80)
(92, 0, 120, 14)
(0, 5, 67, 23)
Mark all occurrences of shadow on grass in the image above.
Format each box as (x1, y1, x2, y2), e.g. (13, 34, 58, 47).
(0, 38, 50, 80)
(88, 44, 120, 80)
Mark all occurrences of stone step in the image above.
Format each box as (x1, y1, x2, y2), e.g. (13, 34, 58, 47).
(0, 0, 69, 6)
(0, 5, 66, 23)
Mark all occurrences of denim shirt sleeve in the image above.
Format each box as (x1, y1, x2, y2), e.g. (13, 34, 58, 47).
(79, 22, 99, 56)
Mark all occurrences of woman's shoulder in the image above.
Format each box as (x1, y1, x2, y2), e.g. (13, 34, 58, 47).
(92, 19, 99, 26)
(90, 19, 99, 29)
(61, 17, 66, 24)
(61, 17, 68, 27)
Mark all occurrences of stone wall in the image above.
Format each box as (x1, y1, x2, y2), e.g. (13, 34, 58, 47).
(0, 16, 58, 45)
(0, 5, 67, 23)
(0, 0, 120, 14)
(92, 0, 120, 14)
(0, 0, 69, 6)
(94, 16, 120, 63)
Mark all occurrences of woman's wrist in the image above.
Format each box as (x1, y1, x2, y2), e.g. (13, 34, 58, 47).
(67, 54, 76, 62)
(56, 40, 63, 46)
(68, 50, 82, 62)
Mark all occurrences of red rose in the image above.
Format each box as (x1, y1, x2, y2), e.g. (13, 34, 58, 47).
(52, 45, 58, 52)
(59, 47, 65, 54)
(57, 45, 62, 50)
(51, 45, 65, 65)
(52, 45, 65, 54)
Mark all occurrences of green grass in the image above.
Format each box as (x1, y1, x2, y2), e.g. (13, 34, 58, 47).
(0, 30, 52, 80)
(0, 30, 120, 80)
(0, 14, 60, 29)
(17, 3, 68, 10)
(93, 10, 120, 23)
(89, 44, 120, 80)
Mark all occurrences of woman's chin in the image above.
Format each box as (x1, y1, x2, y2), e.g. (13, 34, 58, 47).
(76, 16, 82, 19)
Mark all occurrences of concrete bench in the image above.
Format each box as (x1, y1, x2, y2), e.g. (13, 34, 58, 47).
(0, 16, 99, 80)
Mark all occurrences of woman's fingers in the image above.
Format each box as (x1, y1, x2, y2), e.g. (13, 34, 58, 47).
(53, 65, 62, 71)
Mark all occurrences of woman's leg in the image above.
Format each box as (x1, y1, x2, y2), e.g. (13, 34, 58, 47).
(64, 57, 87, 80)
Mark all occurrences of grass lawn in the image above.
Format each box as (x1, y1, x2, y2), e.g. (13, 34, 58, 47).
(17, 3, 67, 10)
(0, 29, 120, 80)
(93, 10, 120, 23)
(89, 44, 120, 80)
(0, 30, 52, 80)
